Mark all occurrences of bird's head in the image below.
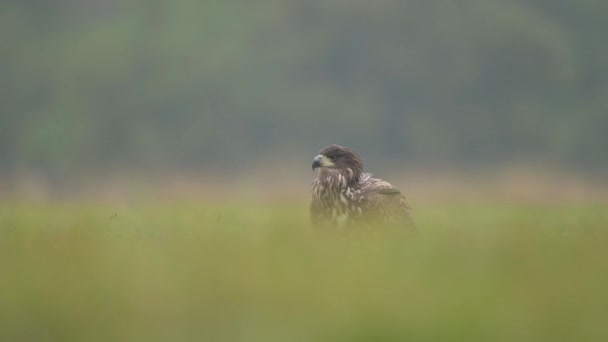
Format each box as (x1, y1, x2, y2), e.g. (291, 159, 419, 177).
(312, 144, 363, 180)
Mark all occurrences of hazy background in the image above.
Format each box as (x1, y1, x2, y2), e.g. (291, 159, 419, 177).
(3, 3, 608, 340)
(2, 0, 607, 198)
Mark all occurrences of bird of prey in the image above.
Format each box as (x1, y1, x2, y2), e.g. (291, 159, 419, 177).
(310, 144, 414, 230)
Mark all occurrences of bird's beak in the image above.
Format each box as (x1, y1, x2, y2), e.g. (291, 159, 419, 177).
(312, 155, 323, 170)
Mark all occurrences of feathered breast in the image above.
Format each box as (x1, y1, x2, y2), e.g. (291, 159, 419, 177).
(311, 171, 413, 228)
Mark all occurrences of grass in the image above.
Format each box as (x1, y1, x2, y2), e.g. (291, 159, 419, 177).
(0, 200, 607, 341)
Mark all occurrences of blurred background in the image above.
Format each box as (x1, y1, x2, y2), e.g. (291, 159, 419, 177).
(3, 2, 608, 340)
(2, 0, 607, 199)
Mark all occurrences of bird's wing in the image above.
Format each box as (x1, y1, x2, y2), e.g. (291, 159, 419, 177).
(358, 174, 414, 226)
(359, 173, 401, 195)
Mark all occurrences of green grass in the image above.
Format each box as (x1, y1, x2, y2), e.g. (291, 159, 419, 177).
(1, 201, 607, 341)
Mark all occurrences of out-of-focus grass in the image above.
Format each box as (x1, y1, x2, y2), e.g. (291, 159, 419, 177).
(0, 200, 607, 341)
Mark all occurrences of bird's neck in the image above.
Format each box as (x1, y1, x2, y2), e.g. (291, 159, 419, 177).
(323, 169, 355, 187)
(313, 169, 360, 200)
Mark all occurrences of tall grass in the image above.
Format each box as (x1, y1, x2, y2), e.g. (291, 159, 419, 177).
(1, 201, 607, 341)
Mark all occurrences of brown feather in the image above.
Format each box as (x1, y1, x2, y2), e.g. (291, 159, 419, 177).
(310, 145, 414, 231)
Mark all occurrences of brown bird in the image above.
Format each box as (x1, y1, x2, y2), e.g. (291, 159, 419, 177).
(310, 144, 414, 230)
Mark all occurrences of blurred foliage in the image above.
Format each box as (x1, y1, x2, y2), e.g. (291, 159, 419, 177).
(1, 201, 607, 340)
(1, 0, 608, 177)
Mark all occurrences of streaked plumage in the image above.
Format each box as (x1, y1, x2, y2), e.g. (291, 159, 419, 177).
(310, 144, 414, 230)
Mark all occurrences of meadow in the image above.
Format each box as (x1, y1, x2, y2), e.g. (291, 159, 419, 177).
(1, 198, 607, 341)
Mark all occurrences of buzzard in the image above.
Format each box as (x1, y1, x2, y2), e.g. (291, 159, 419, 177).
(310, 144, 414, 230)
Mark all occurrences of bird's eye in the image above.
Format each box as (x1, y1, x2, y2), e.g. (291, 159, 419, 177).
(328, 155, 336, 160)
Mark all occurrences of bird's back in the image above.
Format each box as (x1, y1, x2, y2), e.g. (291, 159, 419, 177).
(356, 173, 415, 228)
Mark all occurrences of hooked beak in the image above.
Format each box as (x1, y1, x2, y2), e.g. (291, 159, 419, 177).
(312, 155, 323, 170)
